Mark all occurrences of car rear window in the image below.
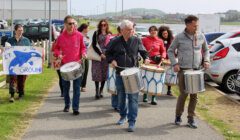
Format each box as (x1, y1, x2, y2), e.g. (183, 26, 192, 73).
(210, 43, 225, 53)
(40, 26, 49, 33)
(232, 43, 240, 52)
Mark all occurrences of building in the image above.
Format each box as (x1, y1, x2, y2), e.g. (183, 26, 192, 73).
(0, 0, 68, 20)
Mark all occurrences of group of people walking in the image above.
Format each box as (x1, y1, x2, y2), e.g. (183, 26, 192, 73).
(5, 15, 210, 132)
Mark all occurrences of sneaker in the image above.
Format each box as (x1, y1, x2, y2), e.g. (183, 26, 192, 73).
(73, 111, 80, 115)
(63, 107, 69, 112)
(167, 90, 173, 96)
(187, 119, 198, 129)
(117, 117, 126, 125)
(151, 96, 157, 105)
(175, 116, 182, 125)
(128, 123, 135, 132)
(9, 97, 14, 103)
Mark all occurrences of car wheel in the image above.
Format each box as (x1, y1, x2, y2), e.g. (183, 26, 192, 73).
(222, 71, 237, 93)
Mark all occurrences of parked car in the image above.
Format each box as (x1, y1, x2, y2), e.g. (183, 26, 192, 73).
(234, 70, 240, 96)
(135, 26, 149, 38)
(204, 32, 225, 45)
(209, 30, 240, 48)
(23, 24, 60, 42)
(0, 20, 8, 29)
(206, 37, 240, 93)
(13, 19, 29, 26)
(28, 19, 44, 25)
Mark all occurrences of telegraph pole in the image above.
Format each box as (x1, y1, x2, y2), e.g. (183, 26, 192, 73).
(122, 0, 123, 18)
(11, 0, 13, 37)
(48, 0, 52, 68)
(59, 0, 61, 19)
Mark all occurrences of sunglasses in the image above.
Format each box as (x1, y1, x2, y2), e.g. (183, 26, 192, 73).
(68, 22, 75, 26)
(101, 24, 107, 27)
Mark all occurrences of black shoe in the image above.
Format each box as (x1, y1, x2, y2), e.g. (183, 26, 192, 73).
(73, 111, 79, 115)
(114, 108, 120, 112)
(167, 91, 173, 96)
(60, 93, 64, 97)
(63, 107, 69, 112)
(99, 94, 103, 98)
(175, 116, 182, 125)
(95, 94, 100, 99)
(187, 119, 198, 129)
(151, 101, 157, 105)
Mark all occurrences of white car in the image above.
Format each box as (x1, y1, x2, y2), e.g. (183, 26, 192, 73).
(0, 20, 8, 29)
(135, 26, 149, 38)
(206, 37, 240, 92)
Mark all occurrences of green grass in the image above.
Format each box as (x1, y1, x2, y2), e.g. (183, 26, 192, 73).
(172, 86, 240, 140)
(0, 65, 57, 140)
(221, 22, 240, 25)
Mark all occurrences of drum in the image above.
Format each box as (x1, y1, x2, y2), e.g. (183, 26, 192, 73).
(107, 65, 116, 95)
(120, 67, 144, 94)
(164, 67, 178, 86)
(60, 62, 82, 81)
(141, 64, 165, 96)
(184, 70, 205, 94)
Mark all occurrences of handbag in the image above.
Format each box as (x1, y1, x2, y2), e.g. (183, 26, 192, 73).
(87, 31, 102, 61)
(87, 43, 101, 61)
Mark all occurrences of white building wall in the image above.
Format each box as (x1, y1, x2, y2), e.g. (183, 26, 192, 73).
(0, 0, 68, 19)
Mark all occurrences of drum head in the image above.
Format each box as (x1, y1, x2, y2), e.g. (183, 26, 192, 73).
(120, 68, 140, 76)
(60, 62, 80, 73)
(141, 64, 164, 73)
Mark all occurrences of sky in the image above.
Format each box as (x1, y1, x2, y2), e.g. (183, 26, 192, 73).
(68, 0, 240, 15)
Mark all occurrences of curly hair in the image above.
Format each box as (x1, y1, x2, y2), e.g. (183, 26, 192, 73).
(97, 19, 110, 35)
(158, 26, 173, 43)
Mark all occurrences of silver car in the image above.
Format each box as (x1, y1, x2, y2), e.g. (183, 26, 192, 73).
(206, 37, 240, 92)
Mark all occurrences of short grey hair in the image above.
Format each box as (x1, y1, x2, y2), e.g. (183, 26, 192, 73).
(120, 20, 133, 30)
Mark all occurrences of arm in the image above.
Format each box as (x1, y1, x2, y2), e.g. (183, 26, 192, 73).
(105, 39, 115, 64)
(159, 39, 166, 59)
(80, 35, 86, 58)
(92, 31, 102, 55)
(167, 36, 179, 66)
(202, 35, 210, 63)
(138, 38, 149, 60)
(53, 37, 61, 58)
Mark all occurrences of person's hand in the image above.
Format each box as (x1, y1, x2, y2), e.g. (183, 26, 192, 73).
(111, 60, 118, 68)
(101, 54, 106, 60)
(82, 54, 87, 59)
(174, 64, 180, 72)
(58, 54, 63, 59)
(144, 59, 150, 65)
(204, 62, 210, 70)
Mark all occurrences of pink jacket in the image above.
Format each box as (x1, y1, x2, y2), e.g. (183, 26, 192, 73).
(54, 29, 86, 65)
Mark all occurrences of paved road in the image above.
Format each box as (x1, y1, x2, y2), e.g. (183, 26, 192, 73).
(22, 64, 224, 140)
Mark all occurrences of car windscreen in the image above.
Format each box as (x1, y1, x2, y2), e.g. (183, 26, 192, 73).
(210, 42, 225, 53)
(135, 27, 148, 32)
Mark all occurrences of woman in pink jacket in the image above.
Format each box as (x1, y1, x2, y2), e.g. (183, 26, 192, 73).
(54, 15, 86, 115)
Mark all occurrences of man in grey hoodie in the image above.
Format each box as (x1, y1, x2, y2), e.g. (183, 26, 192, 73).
(167, 15, 210, 128)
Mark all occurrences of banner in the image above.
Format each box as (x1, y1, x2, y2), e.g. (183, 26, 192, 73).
(2, 46, 42, 75)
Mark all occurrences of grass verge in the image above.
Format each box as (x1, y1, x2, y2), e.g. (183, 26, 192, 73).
(172, 85, 240, 140)
(0, 65, 57, 140)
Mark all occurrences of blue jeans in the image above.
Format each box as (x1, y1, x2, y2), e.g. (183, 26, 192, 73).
(62, 76, 82, 111)
(111, 94, 119, 109)
(115, 74, 139, 124)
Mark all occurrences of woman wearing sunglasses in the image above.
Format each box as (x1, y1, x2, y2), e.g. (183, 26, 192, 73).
(91, 19, 112, 99)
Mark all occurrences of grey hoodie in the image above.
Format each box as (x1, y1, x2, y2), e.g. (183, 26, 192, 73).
(167, 30, 210, 69)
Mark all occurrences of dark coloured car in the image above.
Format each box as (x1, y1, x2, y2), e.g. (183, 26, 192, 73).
(204, 32, 225, 45)
(23, 24, 60, 42)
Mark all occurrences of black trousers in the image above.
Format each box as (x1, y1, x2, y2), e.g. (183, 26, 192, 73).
(81, 59, 89, 88)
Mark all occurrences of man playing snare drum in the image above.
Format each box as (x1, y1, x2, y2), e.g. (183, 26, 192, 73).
(54, 15, 86, 115)
(106, 20, 150, 132)
(167, 15, 210, 128)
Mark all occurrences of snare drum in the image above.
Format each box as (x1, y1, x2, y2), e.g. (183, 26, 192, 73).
(141, 64, 165, 96)
(184, 70, 205, 94)
(107, 65, 116, 95)
(60, 62, 82, 81)
(164, 67, 178, 86)
(120, 67, 144, 94)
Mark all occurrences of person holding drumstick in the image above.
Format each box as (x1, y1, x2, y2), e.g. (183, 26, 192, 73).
(158, 25, 174, 96)
(54, 15, 86, 115)
(168, 15, 210, 128)
(142, 25, 166, 105)
(106, 20, 150, 132)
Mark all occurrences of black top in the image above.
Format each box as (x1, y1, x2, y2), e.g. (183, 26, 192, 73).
(106, 36, 149, 74)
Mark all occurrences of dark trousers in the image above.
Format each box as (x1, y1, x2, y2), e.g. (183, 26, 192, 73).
(9, 75, 27, 97)
(81, 59, 89, 88)
(176, 70, 198, 118)
(56, 70, 63, 94)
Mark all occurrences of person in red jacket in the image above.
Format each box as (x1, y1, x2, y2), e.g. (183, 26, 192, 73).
(54, 15, 86, 115)
(142, 25, 166, 105)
